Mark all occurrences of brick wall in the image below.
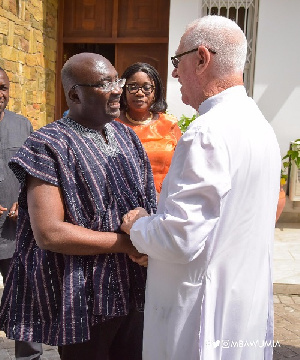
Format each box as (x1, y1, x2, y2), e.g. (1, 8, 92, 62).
(0, 0, 58, 129)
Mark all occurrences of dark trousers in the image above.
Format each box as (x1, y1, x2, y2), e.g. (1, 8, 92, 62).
(15, 341, 43, 360)
(0, 258, 43, 360)
(58, 308, 144, 360)
(0, 258, 12, 283)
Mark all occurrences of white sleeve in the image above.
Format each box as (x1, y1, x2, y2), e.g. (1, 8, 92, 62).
(130, 126, 231, 264)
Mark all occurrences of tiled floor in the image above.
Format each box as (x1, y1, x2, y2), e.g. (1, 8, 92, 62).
(274, 223, 300, 285)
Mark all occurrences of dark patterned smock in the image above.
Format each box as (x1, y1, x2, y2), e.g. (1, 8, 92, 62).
(0, 118, 157, 346)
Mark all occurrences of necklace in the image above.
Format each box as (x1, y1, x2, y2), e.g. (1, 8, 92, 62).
(125, 112, 153, 125)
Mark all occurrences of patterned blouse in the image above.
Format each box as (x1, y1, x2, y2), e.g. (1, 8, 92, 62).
(0, 118, 157, 346)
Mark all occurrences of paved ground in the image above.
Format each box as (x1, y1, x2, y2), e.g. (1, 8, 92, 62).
(273, 285, 300, 360)
(0, 289, 298, 359)
(274, 224, 300, 285)
(0, 337, 60, 360)
(273, 224, 300, 359)
(0, 223, 298, 359)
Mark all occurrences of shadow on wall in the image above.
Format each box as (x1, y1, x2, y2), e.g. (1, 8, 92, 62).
(255, 66, 299, 155)
(42, 1, 58, 127)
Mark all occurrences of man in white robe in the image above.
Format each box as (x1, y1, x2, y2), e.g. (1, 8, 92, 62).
(121, 15, 281, 360)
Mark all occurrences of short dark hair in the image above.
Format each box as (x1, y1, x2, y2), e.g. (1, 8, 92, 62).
(120, 62, 167, 114)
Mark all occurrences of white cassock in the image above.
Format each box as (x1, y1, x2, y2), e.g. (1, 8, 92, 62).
(130, 86, 281, 360)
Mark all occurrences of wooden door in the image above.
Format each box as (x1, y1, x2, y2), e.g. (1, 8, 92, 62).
(55, 0, 170, 119)
(116, 44, 168, 86)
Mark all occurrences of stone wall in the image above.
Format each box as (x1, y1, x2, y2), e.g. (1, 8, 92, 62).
(0, 0, 58, 129)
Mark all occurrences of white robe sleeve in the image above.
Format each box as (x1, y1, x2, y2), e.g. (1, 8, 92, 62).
(130, 123, 232, 264)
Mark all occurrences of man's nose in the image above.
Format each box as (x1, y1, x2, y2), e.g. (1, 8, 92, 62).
(172, 68, 178, 78)
(111, 86, 123, 94)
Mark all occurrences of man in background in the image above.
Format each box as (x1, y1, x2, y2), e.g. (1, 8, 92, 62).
(122, 15, 281, 360)
(0, 67, 43, 359)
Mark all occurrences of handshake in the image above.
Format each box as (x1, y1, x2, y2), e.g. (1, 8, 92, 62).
(121, 207, 149, 267)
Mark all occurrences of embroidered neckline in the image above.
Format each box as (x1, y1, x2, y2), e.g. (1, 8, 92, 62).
(61, 117, 120, 156)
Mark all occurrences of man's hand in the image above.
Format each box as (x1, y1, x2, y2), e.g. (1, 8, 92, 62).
(121, 208, 149, 267)
(129, 254, 148, 267)
(0, 205, 7, 217)
(7, 202, 18, 221)
(121, 207, 149, 234)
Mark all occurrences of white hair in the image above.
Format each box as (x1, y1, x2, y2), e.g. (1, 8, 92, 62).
(183, 15, 247, 75)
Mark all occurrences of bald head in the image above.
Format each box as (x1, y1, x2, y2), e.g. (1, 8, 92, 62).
(61, 53, 114, 100)
(0, 67, 9, 88)
(0, 67, 10, 118)
(182, 15, 247, 76)
(60, 53, 122, 129)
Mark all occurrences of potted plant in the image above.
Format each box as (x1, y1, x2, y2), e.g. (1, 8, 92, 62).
(177, 114, 197, 133)
(277, 139, 300, 221)
(281, 139, 300, 185)
(281, 139, 300, 199)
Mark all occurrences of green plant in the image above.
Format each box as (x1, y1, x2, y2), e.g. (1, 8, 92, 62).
(281, 139, 300, 185)
(177, 114, 197, 133)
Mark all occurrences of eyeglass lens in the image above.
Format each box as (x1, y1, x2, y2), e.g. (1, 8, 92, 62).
(171, 58, 180, 68)
(126, 84, 154, 95)
(103, 78, 126, 92)
(72, 78, 125, 92)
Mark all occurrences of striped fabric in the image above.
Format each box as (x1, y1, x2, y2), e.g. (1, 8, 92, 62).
(0, 118, 157, 346)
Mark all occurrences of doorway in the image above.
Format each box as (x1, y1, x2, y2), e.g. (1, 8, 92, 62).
(55, 0, 170, 118)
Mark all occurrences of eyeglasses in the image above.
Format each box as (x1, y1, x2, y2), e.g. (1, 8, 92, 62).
(126, 83, 155, 95)
(71, 78, 126, 92)
(171, 47, 216, 68)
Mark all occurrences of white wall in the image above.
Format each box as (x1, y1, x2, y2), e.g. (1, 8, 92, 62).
(168, 0, 300, 156)
(253, 0, 300, 156)
(166, 0, 202, 120)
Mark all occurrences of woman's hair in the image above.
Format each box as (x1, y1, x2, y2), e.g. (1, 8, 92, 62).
(120, 62, 167, 114)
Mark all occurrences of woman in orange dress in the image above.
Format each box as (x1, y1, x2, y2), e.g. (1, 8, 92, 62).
(115, 62, 182, 195)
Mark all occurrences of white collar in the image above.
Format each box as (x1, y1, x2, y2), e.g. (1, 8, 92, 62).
(198, 86, 247, 116)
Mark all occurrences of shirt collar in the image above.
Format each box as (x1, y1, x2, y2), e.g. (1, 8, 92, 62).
(198, 85, 247, 116)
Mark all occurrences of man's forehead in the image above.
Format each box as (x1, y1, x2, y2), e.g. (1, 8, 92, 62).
(0, 70, 8, 79)
(85, 60, 117, 79)
(94, 61, 110, 74)
(176, 31, 191, 54)
(0, 71, 9, 81)
(176, 39, 185, 54)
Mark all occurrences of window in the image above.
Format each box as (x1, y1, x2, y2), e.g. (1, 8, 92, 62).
(202, 0, 259, 96)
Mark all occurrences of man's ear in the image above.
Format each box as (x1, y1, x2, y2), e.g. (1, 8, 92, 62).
(68, 88, 81, 104)
(196, 46, 210, 74)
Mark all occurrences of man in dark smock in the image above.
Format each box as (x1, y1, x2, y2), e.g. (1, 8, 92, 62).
(0, 53, 156, 360)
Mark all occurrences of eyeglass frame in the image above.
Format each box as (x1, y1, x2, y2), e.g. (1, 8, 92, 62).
(71, 78, 126, 93)
(125, 83, 155, 95)
(171, 47, 216, 68)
